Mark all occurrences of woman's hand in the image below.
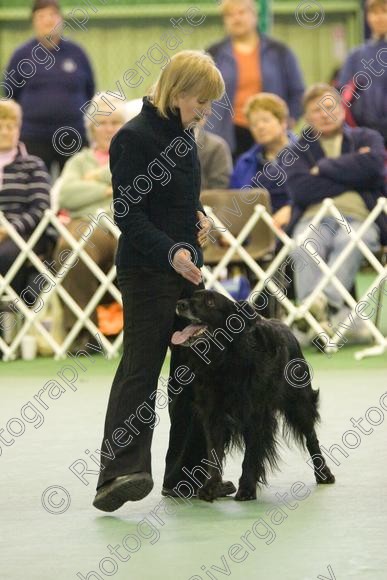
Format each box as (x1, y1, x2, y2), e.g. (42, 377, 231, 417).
(172, 249, 202, 285)
(272, 205, 292, 230)
(196, 211, 212, 247)
(310, 166, 319, 176)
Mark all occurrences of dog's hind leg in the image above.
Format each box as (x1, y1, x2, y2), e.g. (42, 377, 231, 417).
(282, 388, 335, 485)
(305, 429, 335, 484)
(284, 409, 335, 484)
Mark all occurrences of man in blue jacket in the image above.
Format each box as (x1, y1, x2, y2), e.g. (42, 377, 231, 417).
(3, 0, 95, 173)
(207, 0, 304, 157)
(286, 83, 386, 326)
(338, 0, 387, 145)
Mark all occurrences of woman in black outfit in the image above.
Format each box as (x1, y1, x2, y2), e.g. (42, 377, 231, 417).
(93, 51, 235, 512)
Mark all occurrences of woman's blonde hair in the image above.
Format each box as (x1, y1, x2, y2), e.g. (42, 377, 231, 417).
(84, 93, 127, 144)
(149, 50, 225, 118)
(366, 0, 387, 12)
(245, 93, 289, 123)
(0, 99, 22, 125)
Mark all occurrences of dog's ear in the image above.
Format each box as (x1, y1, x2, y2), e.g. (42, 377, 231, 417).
(235, 300, 259, 330)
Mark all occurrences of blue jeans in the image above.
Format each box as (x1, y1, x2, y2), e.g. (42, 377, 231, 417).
(292, 216, 380, 310)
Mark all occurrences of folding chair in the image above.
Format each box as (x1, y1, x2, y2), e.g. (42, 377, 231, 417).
(201, 188, 275, 262)
(201, 188, 276, 313)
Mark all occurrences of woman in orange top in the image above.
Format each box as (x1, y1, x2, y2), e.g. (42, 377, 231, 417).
(208, 0, 305, 158)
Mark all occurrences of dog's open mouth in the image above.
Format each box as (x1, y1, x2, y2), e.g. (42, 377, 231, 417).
(171, 324, 208, 347)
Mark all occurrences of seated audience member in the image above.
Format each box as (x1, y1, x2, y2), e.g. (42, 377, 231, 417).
(0, 100, 50, 295)
(230, 93, 292, 230)
(55, 95, 126, 349)
(338, 0, 387, 145)
(286, 83, 387, 327)
(196, 122, 233, 190)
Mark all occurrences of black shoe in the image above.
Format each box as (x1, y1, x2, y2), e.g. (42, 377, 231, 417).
(161, 480, 236, 498)
(93, 472, 154, 512)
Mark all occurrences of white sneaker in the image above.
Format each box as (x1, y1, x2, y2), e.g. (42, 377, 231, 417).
(330, 307, 374, 344)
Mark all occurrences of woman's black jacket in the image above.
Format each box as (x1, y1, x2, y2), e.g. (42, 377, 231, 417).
(110, 97, 205, 271)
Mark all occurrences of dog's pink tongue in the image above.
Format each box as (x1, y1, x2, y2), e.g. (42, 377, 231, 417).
(171, 324, 205, 345)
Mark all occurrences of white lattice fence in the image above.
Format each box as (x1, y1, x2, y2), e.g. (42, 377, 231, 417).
(0, 209, 122, 361)
(202, 197, 387, 360)
(1, 199, 386, 361)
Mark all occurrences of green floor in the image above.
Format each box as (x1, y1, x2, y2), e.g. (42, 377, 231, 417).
(1, 348, 386, 580)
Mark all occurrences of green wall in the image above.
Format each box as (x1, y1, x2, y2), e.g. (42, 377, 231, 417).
(0, 1, 362, 99)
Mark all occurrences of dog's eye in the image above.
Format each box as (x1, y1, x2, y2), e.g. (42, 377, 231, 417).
(206, 295, 215, 308)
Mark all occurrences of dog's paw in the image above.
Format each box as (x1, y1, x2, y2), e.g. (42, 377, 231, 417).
(197, 486, 216, 502)
(235, 487, 257, 501)
(315, 467, 335, 484)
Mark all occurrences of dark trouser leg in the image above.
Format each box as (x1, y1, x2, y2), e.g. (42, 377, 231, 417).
(22, 139, 58, 175)
(163, 281, 208, 490)
(0, 238, 26, 294)
(96, 268, 184, 489)
(23, 137, 86, 174)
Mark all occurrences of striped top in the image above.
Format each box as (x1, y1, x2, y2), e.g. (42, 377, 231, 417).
(0, 143, 50, 238)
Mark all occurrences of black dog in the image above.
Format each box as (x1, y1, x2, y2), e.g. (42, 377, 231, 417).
(171, 290, 335, 502)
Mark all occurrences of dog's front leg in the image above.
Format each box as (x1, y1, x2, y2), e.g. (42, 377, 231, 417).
(197, 422, 224, 502)
(236, 423, 274, 501)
